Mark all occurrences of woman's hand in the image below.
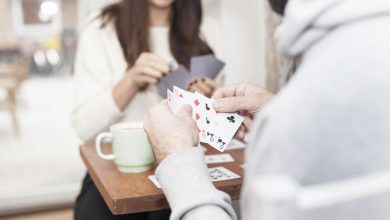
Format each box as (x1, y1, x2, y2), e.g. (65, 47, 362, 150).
(211, 83, 274, 141)
(113, 53, 169, 111)
(187, 77, 216, 97)
(126, 52, 170, 89)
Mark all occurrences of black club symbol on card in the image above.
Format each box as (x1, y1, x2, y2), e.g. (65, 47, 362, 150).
(227, 116, 235, 123)
(217, 137, 226, 146)
(205, 104, 210, 111)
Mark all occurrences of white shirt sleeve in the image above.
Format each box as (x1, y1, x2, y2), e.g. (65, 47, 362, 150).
(71, 21, 125, 142)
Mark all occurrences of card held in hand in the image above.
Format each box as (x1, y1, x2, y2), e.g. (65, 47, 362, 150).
(167, 87, 243, 152)
(190, 54, 225, 79)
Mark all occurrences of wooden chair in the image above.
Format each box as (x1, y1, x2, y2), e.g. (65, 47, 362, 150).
(0, 56, 30, 135)
(244, 170, 390, 220)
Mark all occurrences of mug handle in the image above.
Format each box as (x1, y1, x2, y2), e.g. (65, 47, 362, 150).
(96, 132, 115, 160)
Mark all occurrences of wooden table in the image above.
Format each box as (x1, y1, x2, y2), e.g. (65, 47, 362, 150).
(80, 142, 245, 215)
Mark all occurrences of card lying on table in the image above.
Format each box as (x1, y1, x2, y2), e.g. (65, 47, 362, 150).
(205, 153, 235, 164)
(168, 86, 244, 152)
(148, 166, 240, 189)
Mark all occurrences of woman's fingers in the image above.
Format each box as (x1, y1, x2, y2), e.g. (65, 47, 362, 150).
(138, 53, 170, 75)
(138, 75, 158, 85)
(203, 77, 216, 88)
(188, 82, 203, 94)
(137, 65, 163, 79)
(196, 80, 213, 95)
(187, 78, 215, 97)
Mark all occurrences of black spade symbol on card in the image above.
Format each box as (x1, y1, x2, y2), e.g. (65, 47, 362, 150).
(205, 104, 210, 111)
(206, 117, 210, 124)
(227, 116, 235, 123)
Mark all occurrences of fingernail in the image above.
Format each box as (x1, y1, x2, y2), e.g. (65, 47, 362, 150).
(213, 100, 222, 109)
(238, 131, 245, 138)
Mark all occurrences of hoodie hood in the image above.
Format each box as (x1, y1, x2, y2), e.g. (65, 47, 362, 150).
(276, 0, 390, 57)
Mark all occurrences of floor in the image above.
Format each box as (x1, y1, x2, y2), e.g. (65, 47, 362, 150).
(0, 208, 73, 220)
(0, 76, 85, 215)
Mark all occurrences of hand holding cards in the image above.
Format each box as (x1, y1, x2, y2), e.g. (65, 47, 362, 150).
(156, 54, 225, 98)
(167, 86, 244, 152)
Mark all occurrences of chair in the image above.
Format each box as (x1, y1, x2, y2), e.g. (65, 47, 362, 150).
(0, 55, 30, 135)
(244, 170, 390, 220)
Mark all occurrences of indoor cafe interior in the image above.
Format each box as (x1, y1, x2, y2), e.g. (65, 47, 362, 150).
(1, 0, 390, 220)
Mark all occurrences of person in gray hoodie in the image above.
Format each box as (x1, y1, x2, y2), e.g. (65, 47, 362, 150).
(144, 0, 390, 219)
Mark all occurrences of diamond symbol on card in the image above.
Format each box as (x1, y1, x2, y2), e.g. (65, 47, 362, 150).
(194, 99, 200, 106)
(195, 113, 201, 120)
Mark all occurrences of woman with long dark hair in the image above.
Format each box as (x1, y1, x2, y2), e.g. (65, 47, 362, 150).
(72, 0, 222, 219)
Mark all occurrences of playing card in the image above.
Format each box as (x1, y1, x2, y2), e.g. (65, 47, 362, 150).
(148, 166, 240, 189)
(190, 54, 225, 79)
(168, 87, 208, 140)
(172, 86, 203, 121)
(193, 92, 243, 152)
(167, 89, 180, 113)
(168, 87, 243, 152)
(156, 80, 169, 98)
(193, 92, 218, 144)
(205, 153, 235, 164)
(210, 112, 244, 152)
(208, 167, 240, 181)
(161, 65, 191, 90)
(148, 175, 162, 188)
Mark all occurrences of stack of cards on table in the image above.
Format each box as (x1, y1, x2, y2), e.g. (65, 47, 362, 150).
(167, 86, 244, 152)
(148, 167, 240, 189)
(156, 54, 225, 98)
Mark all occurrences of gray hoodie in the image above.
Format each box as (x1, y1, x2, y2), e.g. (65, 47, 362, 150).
(155, 0, 390, 219)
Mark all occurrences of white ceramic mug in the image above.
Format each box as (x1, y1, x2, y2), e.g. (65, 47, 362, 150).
(95, 122, 155, 173)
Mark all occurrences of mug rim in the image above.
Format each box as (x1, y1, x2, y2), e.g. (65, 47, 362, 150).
(110, 122, 144, 132)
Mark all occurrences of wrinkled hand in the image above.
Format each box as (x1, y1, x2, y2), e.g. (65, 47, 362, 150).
(127, 52, 170, 89)
(211, 83, 274, 141)
(187, 77, 216, 98)
(144, 101, 199, 164)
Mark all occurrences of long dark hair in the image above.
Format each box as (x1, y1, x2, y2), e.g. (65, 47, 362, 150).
(100, 0, 213, 69)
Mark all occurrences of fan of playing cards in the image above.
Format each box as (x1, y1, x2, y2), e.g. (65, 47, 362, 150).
(156, 54, 225, 98)
(167, 86, 244, 152)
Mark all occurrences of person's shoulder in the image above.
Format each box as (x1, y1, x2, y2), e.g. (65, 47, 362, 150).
(79, 11, 114, 39)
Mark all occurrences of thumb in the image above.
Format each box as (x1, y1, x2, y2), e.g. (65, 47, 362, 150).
(176, 104, 193, 118)
(212, 96, 257, 113)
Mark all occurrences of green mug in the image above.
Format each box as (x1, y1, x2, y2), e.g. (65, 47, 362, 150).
(95, 122, 155, 173)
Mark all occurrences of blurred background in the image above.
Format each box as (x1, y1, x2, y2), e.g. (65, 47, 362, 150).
(0, 0, 270, 219)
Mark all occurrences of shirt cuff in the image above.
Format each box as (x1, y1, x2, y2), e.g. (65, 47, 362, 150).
(156, 147, 236, 220)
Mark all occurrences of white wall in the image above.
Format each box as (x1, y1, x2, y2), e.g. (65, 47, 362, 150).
(204, 0, 266, 87)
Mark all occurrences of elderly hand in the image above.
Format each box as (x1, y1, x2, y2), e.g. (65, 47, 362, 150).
(144, 101, 199, 164)
(211, 83, 274, 141)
